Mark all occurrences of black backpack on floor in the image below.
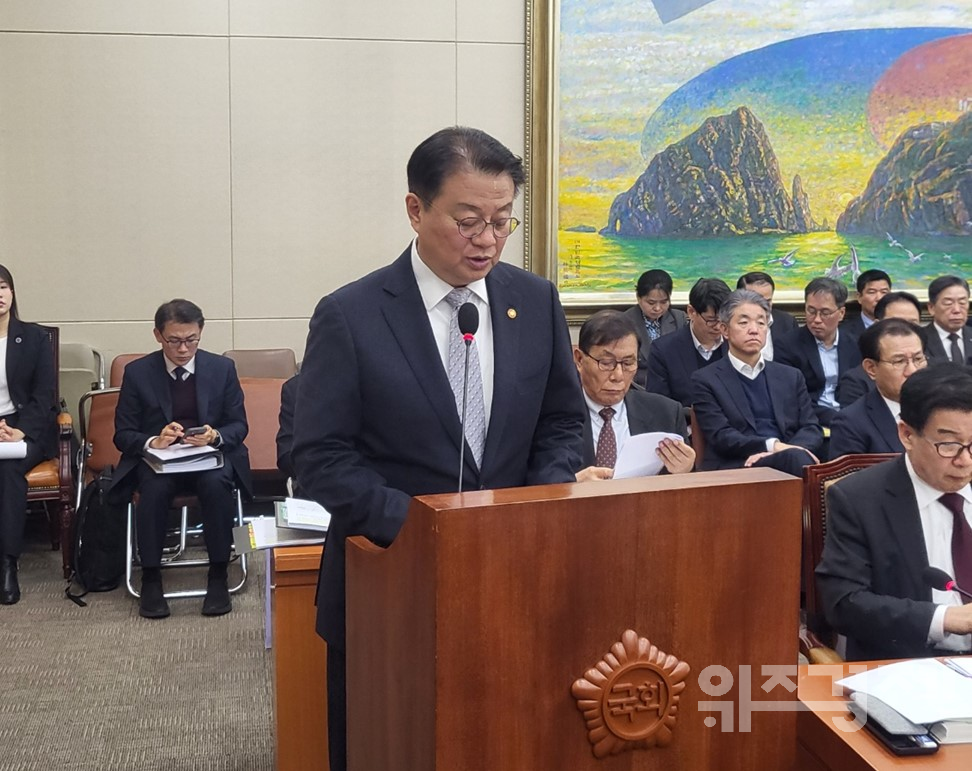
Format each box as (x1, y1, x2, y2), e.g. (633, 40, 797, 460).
(66, 467, 127, 605)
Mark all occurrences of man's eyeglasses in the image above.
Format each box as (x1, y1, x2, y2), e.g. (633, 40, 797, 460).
(699, 314, 720, 327)
(420, 198, 519, 239)
(583, 351, 638, 373)
(162, 337, 200, 349)
(877, 354, 926, 370)
(805, 307, 839, 320)
(920, 434, 972, 460)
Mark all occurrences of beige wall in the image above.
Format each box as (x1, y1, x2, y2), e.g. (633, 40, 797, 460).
(0, 1, 527, 365)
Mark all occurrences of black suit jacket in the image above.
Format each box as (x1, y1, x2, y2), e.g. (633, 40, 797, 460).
(293, 248, 586, 648)
(922, 323, 972, 364)
(836, 365, 873, 407)
(645, 324, 725, 407)
(3, 318, 57, 458)
(775, 327, 862, 426)
(623, 305, 686, 389)
(276, 373, 298, 480)
(839, 314, 867, 342)
(112, 349, 252, 496)
(580, 388, 687, 467)
(691, 357, 822, 470)
(770, 308, 798, 337)
(816, 455, 944, 660)
(829, 387, 902, 458)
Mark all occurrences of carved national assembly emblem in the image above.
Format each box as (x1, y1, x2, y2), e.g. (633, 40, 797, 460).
(572, 630, 690, 758)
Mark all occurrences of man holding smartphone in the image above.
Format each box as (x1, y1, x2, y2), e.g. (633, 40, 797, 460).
(112, 299, 251, 618)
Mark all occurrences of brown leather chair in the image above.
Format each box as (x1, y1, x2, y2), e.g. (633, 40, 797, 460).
(800, 452, 899, 662)
(239, 377, 287, 498)
(223, 348, 297, 379)
(25, 324, 76, 578)
(109, 353, 147, 388)
(688, 407, 705, 470)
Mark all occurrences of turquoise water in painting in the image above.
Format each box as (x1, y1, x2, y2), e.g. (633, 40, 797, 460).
(557, 231, 972, 298)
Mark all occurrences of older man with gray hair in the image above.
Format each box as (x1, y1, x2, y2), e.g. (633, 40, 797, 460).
(691, 289, 823, 477)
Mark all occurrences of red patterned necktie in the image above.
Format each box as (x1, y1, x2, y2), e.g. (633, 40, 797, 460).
(595, 407, 617, 468)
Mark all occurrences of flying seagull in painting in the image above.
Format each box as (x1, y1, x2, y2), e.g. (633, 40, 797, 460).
(943, 254, 953, 262)
(826, 252, 851, 280)
(886, 232, 902, 249)
(848, 245, 861, 281)
(768, 248, 797, 267)
(904, 247, 924, 264)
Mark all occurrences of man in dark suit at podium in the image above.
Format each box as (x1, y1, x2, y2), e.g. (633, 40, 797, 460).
(817, 364, 972, 660)
(574, 310, 694, 479)
(292, 127, 586, 771)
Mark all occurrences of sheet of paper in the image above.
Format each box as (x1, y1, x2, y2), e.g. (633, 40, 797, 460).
(145, 443, 218, 462)
(837, 658, 972, 724)
(0, 441, 27, 460)
(275, 498, 331, 531)
(613, 432, 684, 479)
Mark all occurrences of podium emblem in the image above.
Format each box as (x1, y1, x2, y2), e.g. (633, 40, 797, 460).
(572, 630, 690, 758)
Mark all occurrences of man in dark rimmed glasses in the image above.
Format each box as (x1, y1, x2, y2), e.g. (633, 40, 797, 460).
(292, 127, 585, 771)
(112, 298, 251, 620)
(574, 310, 694, 481)
(818, 363, 972, 660)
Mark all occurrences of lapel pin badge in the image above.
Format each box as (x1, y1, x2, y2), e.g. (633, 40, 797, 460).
(14, 337, 22, 344)
(507, 308, 517, 320)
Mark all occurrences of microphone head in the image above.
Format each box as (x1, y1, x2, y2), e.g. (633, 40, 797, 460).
(922, 565, 955, 592)
(458, 302, 479, 336)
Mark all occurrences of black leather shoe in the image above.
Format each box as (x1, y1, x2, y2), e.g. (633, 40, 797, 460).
(202, 577, 231, 616)
(1, 556, 20, 605)
(139, 576, 170, 619)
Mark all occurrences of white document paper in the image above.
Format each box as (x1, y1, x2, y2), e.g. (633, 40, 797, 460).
(145, 444, 219, 462)
(275, 498, 331, 531)
(837, 658, 972, 724)
(613, 432, 684, 479)
(233, 516, 327, 554)
(0, 441, 27, 460)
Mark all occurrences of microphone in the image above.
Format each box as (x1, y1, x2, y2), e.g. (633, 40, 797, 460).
(456, 302, 479, 493)
(922, 566, 972, 601)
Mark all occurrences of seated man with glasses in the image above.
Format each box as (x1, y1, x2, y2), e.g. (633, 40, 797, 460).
(922, 275, 972, 365)
(644, 277, 730, 408)
(691, 289, 822, 476)
(112, 298, 251, 619)
(574, 310, 694, 481)
(776, 277, 862, 430)
(817, 363, 972, 660)
(830, 319, 927, 458)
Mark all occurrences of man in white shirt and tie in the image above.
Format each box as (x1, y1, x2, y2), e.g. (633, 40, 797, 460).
(817, 363, 972, 660)
(922, 275, 972, 365)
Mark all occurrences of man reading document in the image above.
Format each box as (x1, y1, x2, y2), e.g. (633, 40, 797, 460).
(292, 127, 586, 771)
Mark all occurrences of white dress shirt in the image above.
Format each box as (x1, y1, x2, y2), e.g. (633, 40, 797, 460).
(905, 455, 972, 651)
(934, 322, 965, 361)
(411, 241, 494, 425)
(0, 337, 14, 416)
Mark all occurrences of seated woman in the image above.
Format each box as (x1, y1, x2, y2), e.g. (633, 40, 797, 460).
(0, 264, 57, 605)
(623, 269, 686, 388)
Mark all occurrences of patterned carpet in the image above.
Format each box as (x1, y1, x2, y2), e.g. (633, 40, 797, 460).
(0, 520, 275, 771)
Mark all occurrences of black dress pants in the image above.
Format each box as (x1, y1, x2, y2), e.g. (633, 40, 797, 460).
(327, 644, 348, 771)
(0, 439, 46, 557)
(134, 462, 236, 568)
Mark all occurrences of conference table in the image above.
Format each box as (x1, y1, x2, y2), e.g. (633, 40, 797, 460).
(798, 660, 972, 769)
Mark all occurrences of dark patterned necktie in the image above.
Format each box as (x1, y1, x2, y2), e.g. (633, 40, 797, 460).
(595, 407, 617, 468)
(939, 492, 972, 602)
(949, 333, 963, 364)
(173, 366, 187, 381)
(644, 317, 661, 341)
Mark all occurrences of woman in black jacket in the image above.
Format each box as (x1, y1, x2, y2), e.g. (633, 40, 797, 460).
(0, 264, 57, 604)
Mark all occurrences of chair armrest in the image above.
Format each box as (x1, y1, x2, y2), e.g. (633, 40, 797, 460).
(57, 410, 74, 433)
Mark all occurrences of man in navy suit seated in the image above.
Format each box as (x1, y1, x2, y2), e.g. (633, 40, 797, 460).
(923, 275, 972, 364)
(692, 289, 822, 476)
(645, 277, 730, 408)
(113, 299, 251, 619)
(840, 269, 892, 341)
(830, 319, 927, 458)
(776, 277, 861, 429)
(735, 271, 796, 361)
(817, 364, 972, 660)
(837, 291, 923, 407)
(574, 310, 694, 481)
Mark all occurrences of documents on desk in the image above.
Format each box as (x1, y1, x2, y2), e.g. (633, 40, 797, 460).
(233, 516, 327, 555)
(838, 658, 972, 743)
(613, 431, 683, 479)
(274, 497, 331, 532)
(142, 443, 223, 474)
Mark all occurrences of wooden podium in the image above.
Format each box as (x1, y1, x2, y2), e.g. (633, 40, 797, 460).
(346, 468, 803, 769)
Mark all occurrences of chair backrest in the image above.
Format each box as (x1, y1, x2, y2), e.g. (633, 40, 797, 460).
(35, 324, 60, 409)
(60, 342, 105, 388)
(802, 452, 899, 630)
(223, 348, 297, 379)
(240, 377, 286, 480)
(109, 353, 147, 387)
(78, 388, 123, 480)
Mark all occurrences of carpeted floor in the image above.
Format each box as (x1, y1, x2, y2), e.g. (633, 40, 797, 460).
(0, 518, 275, 771)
